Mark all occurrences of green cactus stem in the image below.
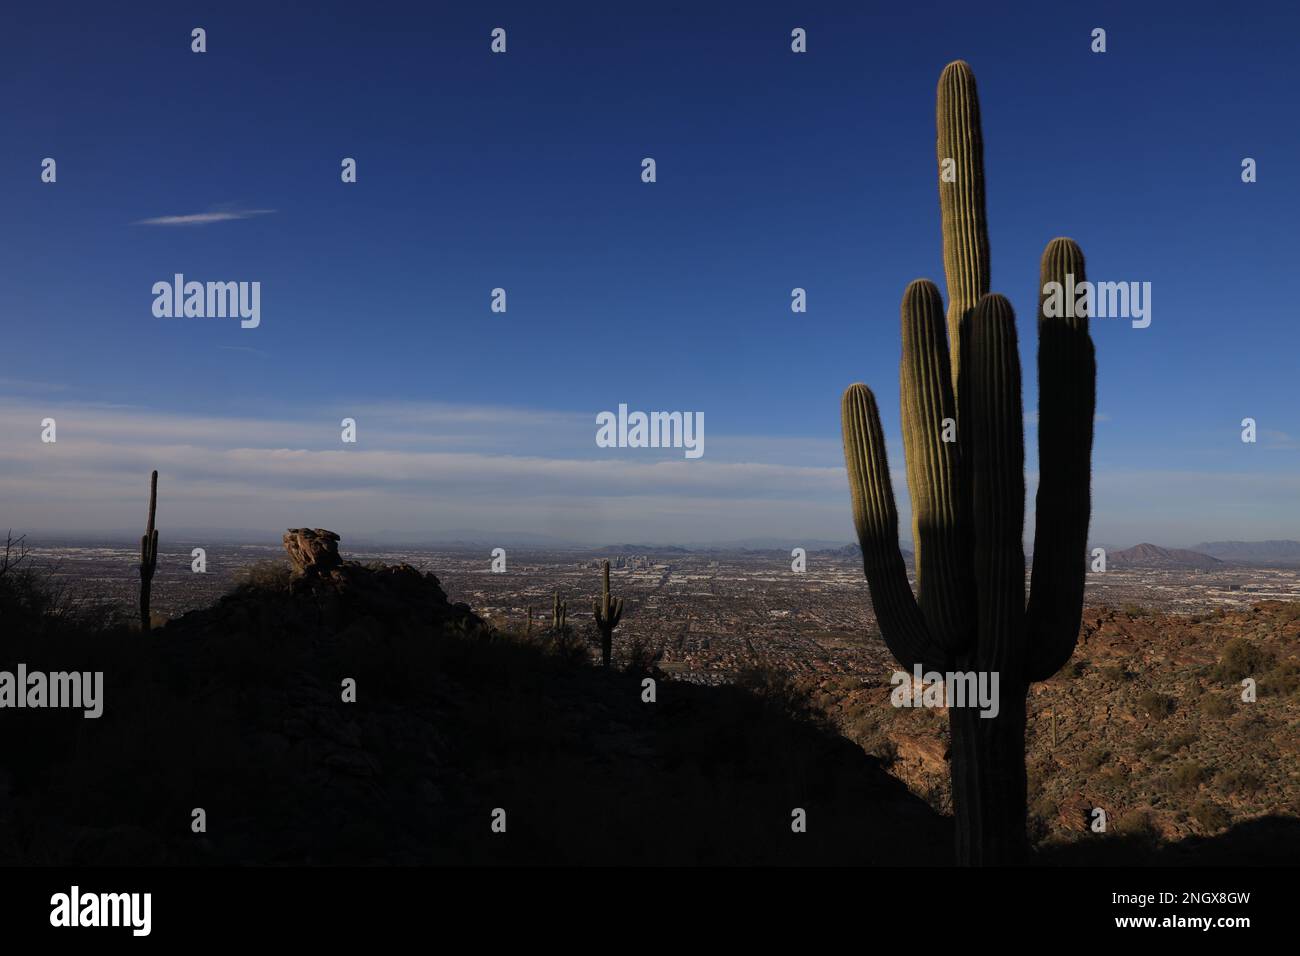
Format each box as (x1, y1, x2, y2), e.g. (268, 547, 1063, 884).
(139, 469, 159, 633)
(551, 591, 567, 634)
(593, 560, 624, 669)
(839, 60, 1096, 865)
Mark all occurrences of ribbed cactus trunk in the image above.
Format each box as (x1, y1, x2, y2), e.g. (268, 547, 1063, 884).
(593, 560, 624, 669)
(948, 688, 1028, 863)
(139, 470, 159, 633)
(840, 62, 1095, 865)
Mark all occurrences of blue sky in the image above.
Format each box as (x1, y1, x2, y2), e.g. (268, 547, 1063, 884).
(3, 0, 1298, 546)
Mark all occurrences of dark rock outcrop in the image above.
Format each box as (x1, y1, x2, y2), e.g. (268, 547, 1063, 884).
(283, 528, 343, 575)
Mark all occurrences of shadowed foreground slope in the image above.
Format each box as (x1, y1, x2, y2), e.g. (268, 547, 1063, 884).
(0, 559, 949, 865)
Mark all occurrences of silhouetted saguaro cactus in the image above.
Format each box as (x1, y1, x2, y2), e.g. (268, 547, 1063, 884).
(593, 560, 624, 669)
(840, 61, 1096, 865)
(551, 591, 567, 634)
(139, 470, 159, 632)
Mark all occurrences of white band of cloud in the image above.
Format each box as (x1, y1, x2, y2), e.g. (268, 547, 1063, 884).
(1, 396, 1296, 546)
(132, 209, 276, 226)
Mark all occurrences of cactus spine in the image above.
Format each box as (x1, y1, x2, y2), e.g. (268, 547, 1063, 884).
(840, 61, 1096, 865)
(593, 560, 624, 669)
(139, 469, 159, 632)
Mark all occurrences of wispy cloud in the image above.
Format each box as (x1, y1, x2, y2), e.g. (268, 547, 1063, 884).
(0, 398, 856, 543)
(1, 398, 1294, 545)
(0, 377, 67, 393)
(132, 208, 276, 226)
(1261, 429, 1300, 451)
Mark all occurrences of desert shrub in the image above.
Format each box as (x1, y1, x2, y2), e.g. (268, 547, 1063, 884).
(1121, 603, 1152, 618)
(833, 689, 891, 764)
(1191, 799, 1231, 832)
(920, 779, 952, 815)
(1211, 638, 1273, 682)
(0, 542, 66, 621)
(1264, 659, 1300, 696)
(234, 559, 292, 592)
(1066, 659, 1089, 678)
(871, 736, 899, 768)
(1166, 731, 1198, 751)
(1099, 662, 1129, 682)
(622, 634, 664, 677)
(1201, 694, 1234, 718)
(0, 538, 129, 635)
(1029, 792, 1058, 828)
(735, 664, 819, 724)
(1137, 691, 1174, 719)
(1215, 769, 1263, 795)
(1114, 809, 1157, 839)
(547, 623, 590, 664)
(1081, 746, 1111, 770)
(1026, 763, 1048, 796)
(1098, 765, 1130, 787)
(1167, 761, 1207, 793)
(1231, 714, 1270, 742)
(1132, 735, 1157, 752)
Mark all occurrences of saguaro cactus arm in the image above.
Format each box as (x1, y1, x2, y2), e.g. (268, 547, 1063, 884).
(1026, 238, 1096, 682)
(936, 59, 991, 391)
(899, 279, 973, 656)
(841, 384, 940, 673)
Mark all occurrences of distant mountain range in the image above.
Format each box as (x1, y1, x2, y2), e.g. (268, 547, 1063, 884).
(813, 543, 915, 563)
(1106, 543, 1223, 570)
(1192, 540, 1300, 565)
(588, 544, 694, 554)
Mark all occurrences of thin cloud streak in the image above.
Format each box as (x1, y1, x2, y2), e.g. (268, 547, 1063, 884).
(132, 209, 276, 226)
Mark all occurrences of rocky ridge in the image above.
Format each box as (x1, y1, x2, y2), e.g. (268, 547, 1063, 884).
(813, 601, 1300, 859)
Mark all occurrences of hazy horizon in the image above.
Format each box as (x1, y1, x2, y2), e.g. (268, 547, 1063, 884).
(13, 519, 1300, 556)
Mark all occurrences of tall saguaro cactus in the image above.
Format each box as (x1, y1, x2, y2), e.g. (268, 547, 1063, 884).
(840, 61, 1096, 865)
(593, 560, 624, 669)
(139, 469, 159, 632)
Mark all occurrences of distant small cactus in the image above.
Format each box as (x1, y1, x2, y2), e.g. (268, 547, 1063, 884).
(592, 560, 624, 669)
(551, 591, 567, 634)
(139, 470, 159, 632)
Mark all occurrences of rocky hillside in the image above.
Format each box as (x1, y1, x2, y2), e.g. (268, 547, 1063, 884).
(813, 602, 1300, 862)
(0, 531, 947, 865)
(5, 530, 1295, 865)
